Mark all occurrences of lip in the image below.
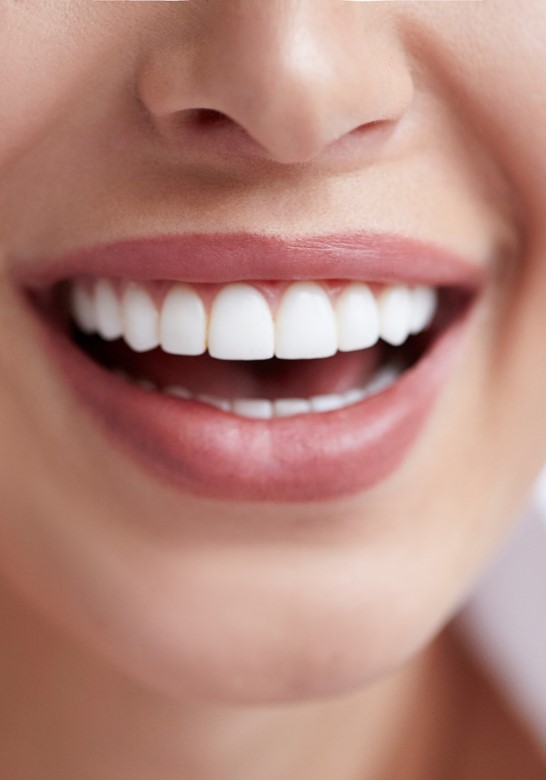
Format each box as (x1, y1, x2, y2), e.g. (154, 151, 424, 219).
(18, 232, 485, 502)
(18, 231, 484, 289)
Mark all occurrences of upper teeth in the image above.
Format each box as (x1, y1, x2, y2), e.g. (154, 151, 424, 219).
(70, 279, 438, 360)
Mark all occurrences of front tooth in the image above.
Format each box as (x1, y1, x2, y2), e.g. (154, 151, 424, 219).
(275, 282, 338, 359)
(336, 283, 380, 352)
(160, 284, 207, 356)
(70, 282, 96, 334)
(232, 399, 273, 419)
(121, 283, 160, 353)
(208, 284, 275, 361)
(410, 286, 438, 334)
(377, 285, 412, 346)
(94, 279, 123, 340)
(273, 398, 312, 417)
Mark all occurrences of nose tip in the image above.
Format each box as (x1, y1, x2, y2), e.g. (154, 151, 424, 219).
(230, 90, 378, 167)
(189, 106, 339, 167)
(138, 2, 414, 168)
(237, 79, 410, 166)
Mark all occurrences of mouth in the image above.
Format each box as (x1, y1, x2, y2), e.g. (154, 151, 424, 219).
(19, 232, 483, 502)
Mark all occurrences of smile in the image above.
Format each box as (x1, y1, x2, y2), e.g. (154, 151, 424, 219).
(19, 232, 484, 502)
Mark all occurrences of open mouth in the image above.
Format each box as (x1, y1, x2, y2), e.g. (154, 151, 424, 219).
(60, 277, 447, 417)
(20, 233, 483, 502)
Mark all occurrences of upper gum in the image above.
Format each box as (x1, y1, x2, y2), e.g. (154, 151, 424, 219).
(77, 278, 412, 314)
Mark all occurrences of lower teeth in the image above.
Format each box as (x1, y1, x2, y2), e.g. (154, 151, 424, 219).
(117, 363, 404, 419)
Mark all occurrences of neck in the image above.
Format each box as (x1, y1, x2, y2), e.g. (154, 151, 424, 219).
(0, 581, 449, 780)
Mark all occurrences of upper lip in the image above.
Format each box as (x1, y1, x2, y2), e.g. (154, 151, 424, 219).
(15, 232, 486, 290)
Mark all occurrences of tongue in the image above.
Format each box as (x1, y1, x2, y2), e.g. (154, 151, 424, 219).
(83, 336, 385, 399)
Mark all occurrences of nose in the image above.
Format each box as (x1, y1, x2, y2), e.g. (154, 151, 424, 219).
(137, 0, 414, 166)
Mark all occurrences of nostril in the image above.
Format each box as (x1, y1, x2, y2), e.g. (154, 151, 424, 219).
(350, 118, 393, 136)
(192, 108, 232, 127)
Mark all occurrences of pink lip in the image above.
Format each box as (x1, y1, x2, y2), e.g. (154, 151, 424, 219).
(19, 232, 485, 502)
(19, 231, 484, 288)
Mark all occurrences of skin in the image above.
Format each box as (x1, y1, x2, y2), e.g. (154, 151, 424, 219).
(0, 0, 546, 777)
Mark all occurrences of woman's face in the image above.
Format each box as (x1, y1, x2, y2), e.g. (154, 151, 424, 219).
(1, 0, 545, 703)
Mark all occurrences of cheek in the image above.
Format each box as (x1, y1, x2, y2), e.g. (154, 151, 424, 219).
(0, 8, 126, 170)
(0, 40, 76, 167)
(433, 7, 546, 221)
(415, 7, 546, 464)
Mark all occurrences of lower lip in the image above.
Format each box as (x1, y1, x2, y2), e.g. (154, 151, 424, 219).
(33, 305, 471, 502)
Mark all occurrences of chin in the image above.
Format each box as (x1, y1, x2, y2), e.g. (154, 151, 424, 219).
(23, 547, 457, 705)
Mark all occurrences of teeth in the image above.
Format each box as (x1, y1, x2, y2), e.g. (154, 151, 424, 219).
(209, 284, 275, 361)
(410, 286, 438, 335)
(365, 364, 403, 396)
(310, 394, 351, 413)
(70, 278, 438, 359)
(122, 283, 159, 353)
(160, 284, 207, 356)
(377, 285, 413, 347)
(275, 282, 338, 359)
(196, 394, 232, 412)
(70, 282, 96, 334)
(116, 361, 404, 417)
(273, 398, 313, 417)
(232, 399, 273, 419)
(335, 283, 380, 351)
(95, 279, 123, 341)
(342, 388, 368, 406)
(164, 385, 193, 400)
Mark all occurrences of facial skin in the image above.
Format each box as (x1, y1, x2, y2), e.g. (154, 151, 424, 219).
(1, 0, 546, 737)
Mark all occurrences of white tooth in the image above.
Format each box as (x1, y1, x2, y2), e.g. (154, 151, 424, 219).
(365, 364, 402, 396)
(377, 285, 412, 346)
(197, 394, 232, 412)
(94, 279, 123, 341)
(310, 394, 347, 413)
(160, 284, 207, 356)
(275, 282, 338, 359)
(273, 398, 312, 417)
(409, 286, 438, 334)
(335, 283, 380, 351)
(121, 283, 160, 353)
(70, 282, 96, 334)
(343, 388, 368, 406)
(208, 284, 275, 361)
(164, 386, 193, 400)
(232, 399, 273, 419)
